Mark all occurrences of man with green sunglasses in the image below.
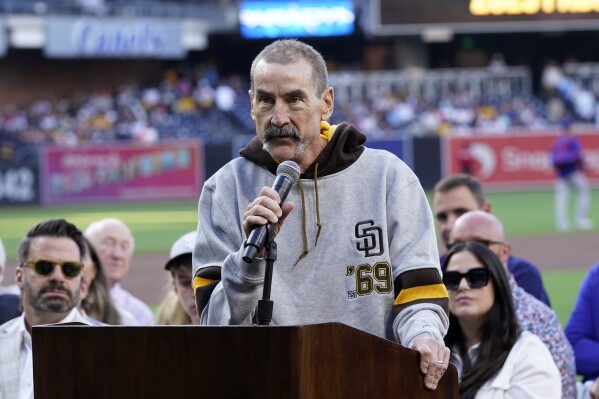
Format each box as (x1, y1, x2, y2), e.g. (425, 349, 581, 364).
(0, 219, 91, 399)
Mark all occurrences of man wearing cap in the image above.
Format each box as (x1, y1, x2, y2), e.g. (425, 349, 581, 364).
(0, 219, 90, 399)
(164, 231, 200, 325)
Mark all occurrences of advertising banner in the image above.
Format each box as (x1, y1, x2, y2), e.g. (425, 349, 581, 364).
(239, 0, 354, 38)
(445, 131, 599, 189)
(41, 141, 202, 204)
(0, 162, 41, 205)
(45, 17, 185, 59)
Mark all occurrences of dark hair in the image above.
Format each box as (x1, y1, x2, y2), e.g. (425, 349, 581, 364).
(82, 237, 122, 325)
(17, 219, 86, 265)
(433, 174, 486, 208)
(441, 241, 520, 399)
(250, 39, 329, 96)
(167, 253, 192, 276)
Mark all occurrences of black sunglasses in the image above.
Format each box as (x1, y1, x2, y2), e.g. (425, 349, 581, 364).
(442, 267, 490, 291)
(447, 239, 506, 251)
(23, 259, 83, 279)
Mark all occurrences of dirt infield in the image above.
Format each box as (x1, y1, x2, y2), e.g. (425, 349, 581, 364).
(3, 232, 597, 305)
(124, 232, 598, 304)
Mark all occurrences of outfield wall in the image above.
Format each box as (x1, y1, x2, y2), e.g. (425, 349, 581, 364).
(445, 130, 599, 190)
(2, 130, 599, 205)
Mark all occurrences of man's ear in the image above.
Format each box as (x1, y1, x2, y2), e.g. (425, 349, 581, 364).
(501, 242, 512, 264)
(320, 87, 334, 121)
(482, 201, 493, 213)
(248, 90, 256, 121)
(15, 267, 24, 290)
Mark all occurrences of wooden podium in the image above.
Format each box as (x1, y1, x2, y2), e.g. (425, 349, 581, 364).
(33, 322, 458, 398)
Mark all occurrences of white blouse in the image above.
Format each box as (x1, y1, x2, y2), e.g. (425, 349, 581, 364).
(451, 331, 561, 399)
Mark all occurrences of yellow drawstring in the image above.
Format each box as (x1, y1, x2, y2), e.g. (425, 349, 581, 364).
(296, 180, 310, 265)
(293, 121, 334, 265)
(314, 163, 322, 247)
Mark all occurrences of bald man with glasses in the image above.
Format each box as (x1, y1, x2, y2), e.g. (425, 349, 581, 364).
(449, 210, 577, 399)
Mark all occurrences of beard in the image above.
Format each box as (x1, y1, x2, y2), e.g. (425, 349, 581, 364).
(24, 280, 80, 314)
(262, 125, 305, 159)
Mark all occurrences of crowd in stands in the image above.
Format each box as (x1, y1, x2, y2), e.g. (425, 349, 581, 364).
(0, 64, 249, 163)
(2, 60, 599, 164)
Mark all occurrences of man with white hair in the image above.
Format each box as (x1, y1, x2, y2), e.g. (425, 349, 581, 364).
(85, 218, 153, 325)
(0, 238, 21, 324)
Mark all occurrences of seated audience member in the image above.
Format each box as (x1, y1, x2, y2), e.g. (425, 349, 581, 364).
(79, 238, 136, 325)
(155, 289, 192, 325)
(155, 231, 199, 325)
(0, 219, 91, 399)
(0, 238, 20, 295)
(85, 218, 154, 325)
(566, 262, 599, 398)
(451, 210, 576, 399)
(442, 241, 560, 398)
(433, 174, 551, 306)
(0, 238, 21, 324)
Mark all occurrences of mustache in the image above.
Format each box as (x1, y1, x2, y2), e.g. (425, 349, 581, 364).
(264, 125, 301, 142)
(40, 282, 71, 296)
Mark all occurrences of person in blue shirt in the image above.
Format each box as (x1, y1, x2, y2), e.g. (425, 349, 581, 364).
(566, 261, 599, 398)
(433, 173, 552, 307)
(551, 120, 593, 231)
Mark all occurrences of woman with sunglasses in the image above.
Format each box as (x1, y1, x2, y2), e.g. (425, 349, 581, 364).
(441, 241, 560, 399)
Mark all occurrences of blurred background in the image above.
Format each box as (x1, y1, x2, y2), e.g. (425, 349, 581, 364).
(1, 0, 599, 321)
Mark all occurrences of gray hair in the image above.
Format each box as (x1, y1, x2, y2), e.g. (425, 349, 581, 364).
(250, 39, 329, 96)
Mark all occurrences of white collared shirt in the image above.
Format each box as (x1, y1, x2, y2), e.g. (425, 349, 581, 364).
(18, 308, 89, 399)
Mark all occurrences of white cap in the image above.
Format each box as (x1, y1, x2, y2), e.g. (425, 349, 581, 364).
(165, 231, 195, 270)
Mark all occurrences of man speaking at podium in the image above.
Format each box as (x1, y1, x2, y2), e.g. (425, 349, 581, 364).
(192, 39, 450, 390)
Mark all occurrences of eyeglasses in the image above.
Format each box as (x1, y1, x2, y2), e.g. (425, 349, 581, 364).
(447, 239, 506, 251)
(443, 267, 490, 291)
(23, 259, 83, 279)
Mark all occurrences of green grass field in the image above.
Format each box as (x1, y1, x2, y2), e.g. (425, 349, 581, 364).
(0, 188, 596, 324)
(0, 200, 198, 258)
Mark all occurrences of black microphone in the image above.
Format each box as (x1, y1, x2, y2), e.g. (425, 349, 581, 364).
(243, 160, 300, 263)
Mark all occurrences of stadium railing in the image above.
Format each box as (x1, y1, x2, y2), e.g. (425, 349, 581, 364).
(329, 66, 533, 104)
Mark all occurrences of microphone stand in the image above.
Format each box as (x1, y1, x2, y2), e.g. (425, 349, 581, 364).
(255, 233, 277, 326)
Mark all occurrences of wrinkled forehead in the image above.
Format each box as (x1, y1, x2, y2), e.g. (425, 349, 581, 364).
(102, 222, 131, 240)
(28, 236, 81, 260)
(434, 185, 480, 210)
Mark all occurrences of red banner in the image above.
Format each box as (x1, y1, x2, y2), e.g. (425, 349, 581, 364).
(445, 130, 599, 189)
(41, 141, 203, 204)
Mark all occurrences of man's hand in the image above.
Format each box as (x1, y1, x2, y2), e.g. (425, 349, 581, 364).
(411, 337, 451, 390)
(243, 186, 295, 240)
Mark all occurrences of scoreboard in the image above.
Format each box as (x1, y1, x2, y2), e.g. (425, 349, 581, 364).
(368, 0, 599, 35)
